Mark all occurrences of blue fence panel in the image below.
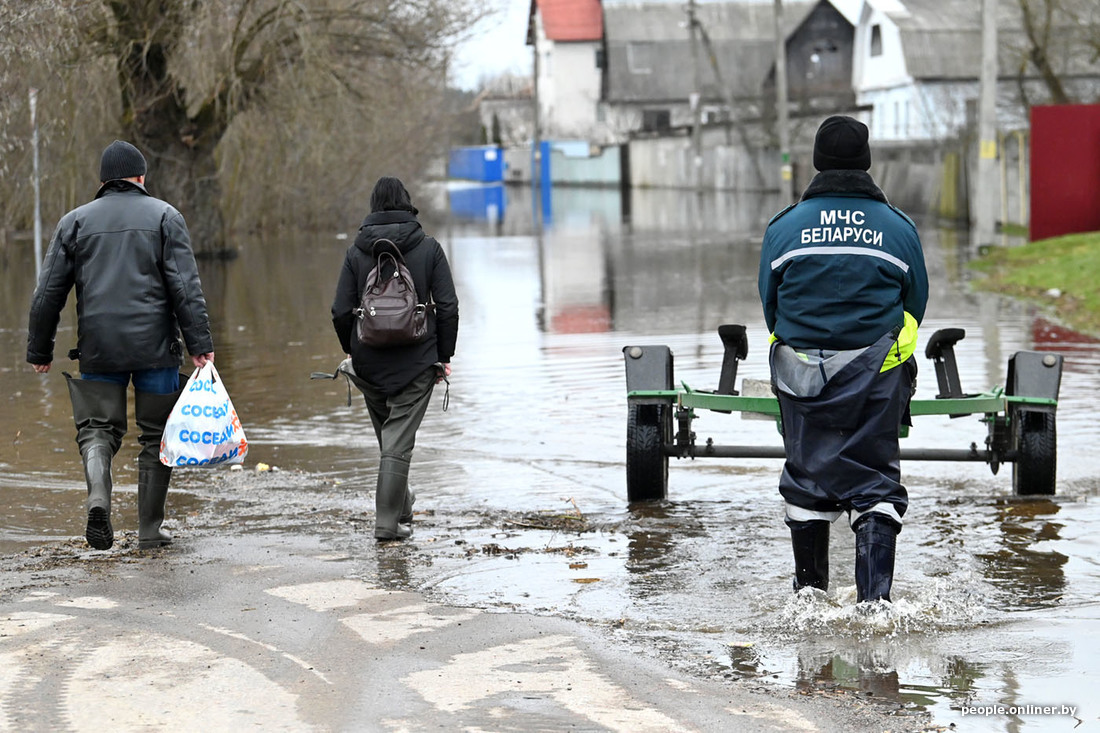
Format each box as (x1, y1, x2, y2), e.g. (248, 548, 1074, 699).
(448, 146, 505, 182)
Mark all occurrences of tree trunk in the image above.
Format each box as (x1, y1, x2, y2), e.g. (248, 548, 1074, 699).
(111, 1, 232, 256)
(142, 139, 228, 258)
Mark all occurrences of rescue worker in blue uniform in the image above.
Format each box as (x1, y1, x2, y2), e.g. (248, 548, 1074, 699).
(758, 115, 929, 602)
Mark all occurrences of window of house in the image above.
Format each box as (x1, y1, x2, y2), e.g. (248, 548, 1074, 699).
(595, 48, 605, 69)
(627, 43, 652, 74)
(642, 109, 671, 131)
(870, 24, 882, 56)
(703, 108, 730, 124)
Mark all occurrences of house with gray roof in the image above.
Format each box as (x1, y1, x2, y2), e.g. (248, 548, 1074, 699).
(795, 0, 1100, 141)
(601, 1, 813, 141)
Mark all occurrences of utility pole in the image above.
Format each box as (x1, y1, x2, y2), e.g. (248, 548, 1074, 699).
(974, 0, 999, 251)
(773, 0, 793, 203)
(688, 0, 703, 192)
(30, 88, 42, 280)
(531, 18, 543, 223)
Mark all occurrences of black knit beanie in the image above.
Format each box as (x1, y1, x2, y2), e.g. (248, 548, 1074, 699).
(813, 116, 871, 172)
(99, 140, 147, 182)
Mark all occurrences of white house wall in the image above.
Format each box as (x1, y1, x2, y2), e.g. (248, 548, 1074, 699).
(535, 16, 602, 140)
(851, 1, 969, 142)
(853, 3, 911, 92)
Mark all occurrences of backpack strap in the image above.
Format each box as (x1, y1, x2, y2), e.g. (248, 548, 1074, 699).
(371, 237, 403, 260)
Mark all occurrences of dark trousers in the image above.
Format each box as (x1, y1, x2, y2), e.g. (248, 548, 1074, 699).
(355, 366, 437, 461)
(772, 337, 915, 524)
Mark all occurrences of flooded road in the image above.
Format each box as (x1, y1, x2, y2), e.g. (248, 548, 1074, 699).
(3, 184, 1099, 731)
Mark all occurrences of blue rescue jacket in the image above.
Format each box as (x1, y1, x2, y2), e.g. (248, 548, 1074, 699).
(759, 170, 928, 350)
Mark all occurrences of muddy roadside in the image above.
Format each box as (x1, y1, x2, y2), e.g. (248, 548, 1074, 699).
(0, 467, 941, 732)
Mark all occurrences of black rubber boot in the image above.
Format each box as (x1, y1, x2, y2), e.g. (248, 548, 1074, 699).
(854, 513, 901, 602)
(135, 385, 183, 549)
(375, 455, 413, 541)
(786, 518, 830, 592)
(66, 376, 127, 550)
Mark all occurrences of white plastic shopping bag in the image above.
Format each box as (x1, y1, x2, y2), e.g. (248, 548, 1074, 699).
(160, 363, 248, 467)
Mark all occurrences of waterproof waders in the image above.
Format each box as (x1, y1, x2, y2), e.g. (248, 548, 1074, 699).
(787, 518, 830, 591)
(135, 384, 183, 549)
(854, 513, 900, 602)
(375, 455, 413, 540)
(66, 376, 127, 550)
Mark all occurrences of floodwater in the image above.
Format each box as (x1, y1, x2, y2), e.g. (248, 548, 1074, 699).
(3, 183, 1099, 731)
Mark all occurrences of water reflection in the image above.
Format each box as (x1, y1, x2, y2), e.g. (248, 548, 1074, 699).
(977, 498, 1068, 609)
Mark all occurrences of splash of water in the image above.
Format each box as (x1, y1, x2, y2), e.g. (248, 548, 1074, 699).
(761, 576, 994, 640)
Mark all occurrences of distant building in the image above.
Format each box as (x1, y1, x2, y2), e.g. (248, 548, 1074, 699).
(527, 0, 607, 141)
(787, 0, 1100, 141)
(601, 1, 813, 141)
(475, 73, 535, 147)
(521, 0, 1098, 147)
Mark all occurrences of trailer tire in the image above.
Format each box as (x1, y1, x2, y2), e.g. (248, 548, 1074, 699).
(626, 403, 669, 502)
(1012, 410, 1056, 496)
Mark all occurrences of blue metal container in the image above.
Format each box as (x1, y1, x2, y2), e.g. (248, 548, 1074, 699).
(448, 146, 505, 182)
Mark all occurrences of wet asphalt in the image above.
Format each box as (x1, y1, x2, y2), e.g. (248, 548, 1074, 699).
(0, 530, 922, 732)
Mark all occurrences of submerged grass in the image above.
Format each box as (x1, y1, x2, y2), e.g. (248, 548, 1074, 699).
(968, 230, 1100, 336)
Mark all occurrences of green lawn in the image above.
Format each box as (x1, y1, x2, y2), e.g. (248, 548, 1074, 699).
(969, 230, 1100, 336)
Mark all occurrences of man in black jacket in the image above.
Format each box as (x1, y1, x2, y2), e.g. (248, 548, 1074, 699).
(27, 140, 215, 551)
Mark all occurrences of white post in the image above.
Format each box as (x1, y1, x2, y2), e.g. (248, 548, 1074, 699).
(688, 0, 703, 192)
(974, 0, 999, 250)
(30, 88, 43, 280)
(774, 0, 793, 203)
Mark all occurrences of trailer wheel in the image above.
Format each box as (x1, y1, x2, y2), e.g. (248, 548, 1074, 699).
(1012, 410, 1057, 496)
(626, 403, 670, 502)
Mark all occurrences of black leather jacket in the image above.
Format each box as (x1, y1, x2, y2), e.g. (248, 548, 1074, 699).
(331, 210, 459, 396)
(26, 180, 213, 372)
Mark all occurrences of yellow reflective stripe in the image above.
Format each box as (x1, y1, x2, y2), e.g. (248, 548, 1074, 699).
(881, 311, 918, 372)
(770, 311, 917, 373)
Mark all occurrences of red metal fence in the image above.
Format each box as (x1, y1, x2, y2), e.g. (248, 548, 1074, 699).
(1030, 104, 1100, 242)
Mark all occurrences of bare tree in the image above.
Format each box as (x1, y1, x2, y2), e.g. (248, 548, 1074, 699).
(67, 0, 479, 254)
(1013, 0, 1100, 107)
(1017, 0, 1072, 103)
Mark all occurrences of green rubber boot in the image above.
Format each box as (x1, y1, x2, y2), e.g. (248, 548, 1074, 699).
(135, 384, 183, 549)
(399, 488, 416, 525)
(375, 455, 413, 541)
(66, 376, 127, 551)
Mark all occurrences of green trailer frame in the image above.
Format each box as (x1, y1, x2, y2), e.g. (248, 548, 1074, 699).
(624, 326, 1064, 503)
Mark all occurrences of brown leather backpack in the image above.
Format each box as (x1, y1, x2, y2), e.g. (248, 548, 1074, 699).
(354, 239, 430, 347)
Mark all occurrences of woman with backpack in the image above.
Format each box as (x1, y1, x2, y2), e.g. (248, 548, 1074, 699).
(331, 176, 459, 541)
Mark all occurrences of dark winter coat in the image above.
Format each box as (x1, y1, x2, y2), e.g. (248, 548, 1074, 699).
(331, 210, 459, 396)
(759, 170, 928, 350)
(26, 180, 213, 372)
